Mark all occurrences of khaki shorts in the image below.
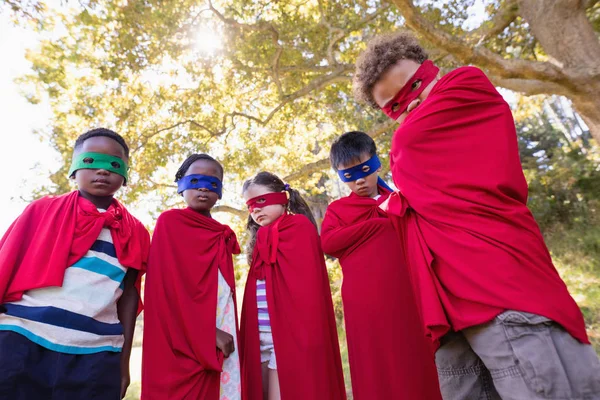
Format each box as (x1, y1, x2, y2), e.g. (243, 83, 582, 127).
(435, 311, 600, 400)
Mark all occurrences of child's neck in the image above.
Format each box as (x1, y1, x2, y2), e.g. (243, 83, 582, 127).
(78, 190, 114, 210)
(190, 207, 212, 218)
(358, 188, 379, 199)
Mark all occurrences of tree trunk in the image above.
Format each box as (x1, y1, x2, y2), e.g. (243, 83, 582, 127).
(517, 0, 600, 141)
(517, 0, 600, 70)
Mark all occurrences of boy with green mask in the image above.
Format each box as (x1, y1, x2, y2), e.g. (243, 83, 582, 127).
(0, 128, 149, 399)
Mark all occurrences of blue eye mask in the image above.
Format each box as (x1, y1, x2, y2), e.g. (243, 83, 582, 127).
(177, 174, 223, 198)
(337, 155, 381, 182)
(337, 154, 394, 192)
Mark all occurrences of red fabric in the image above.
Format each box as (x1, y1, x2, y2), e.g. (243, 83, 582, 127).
(321, 185, 442, 400)
(141, 208, 241, 400)
(0, 191, 149, 305)
(240, 213, 346, 400)
(382, 60, 439, 120)
(385, 66, 589, 345)
(246, 192, 288, 212)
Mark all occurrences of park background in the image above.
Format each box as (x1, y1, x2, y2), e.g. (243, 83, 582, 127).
(1, 0, 599, 398)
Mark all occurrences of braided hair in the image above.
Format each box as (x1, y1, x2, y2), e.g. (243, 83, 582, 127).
(175, 154, 224, 182)
(242, 171, 316, 263)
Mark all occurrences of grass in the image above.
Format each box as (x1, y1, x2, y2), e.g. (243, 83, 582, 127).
(123, 381, 141, 400)
(545, 222, 600, 353)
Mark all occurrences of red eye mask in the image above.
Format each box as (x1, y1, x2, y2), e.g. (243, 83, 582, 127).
(381, 60, 440, 120)
(246, 192, 288, 212)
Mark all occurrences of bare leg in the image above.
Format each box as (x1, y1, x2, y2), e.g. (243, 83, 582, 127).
(261, 362, 269, 400)
(268, 369, 281, 400)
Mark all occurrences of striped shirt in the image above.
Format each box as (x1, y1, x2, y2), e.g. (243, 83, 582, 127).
(0, 222, 127, 354)
(257, 280, 271, 332)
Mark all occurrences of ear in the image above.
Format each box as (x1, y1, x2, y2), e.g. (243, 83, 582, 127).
(377, 165, 383, 173)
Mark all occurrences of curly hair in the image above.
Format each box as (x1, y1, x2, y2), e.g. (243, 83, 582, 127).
(353, 32, 428, 108)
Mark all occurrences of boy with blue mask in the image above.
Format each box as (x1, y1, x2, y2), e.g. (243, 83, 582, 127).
(321, 131, 442, 400)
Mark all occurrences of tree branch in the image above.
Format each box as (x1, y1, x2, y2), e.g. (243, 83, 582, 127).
(283, 158, 331, 183)
(283, 119, 396, 182)
(210, 0, 356, 110)
(319, 3, 392, 65)
(489, 76, 573, 97)
(351, 4, 393, 30)
(392, 0, 569, 85)
(230, 65, 353, 126)
(277, 64, 354, 72)
(148, 179, 177, 189)
(317, 0, 343, 65)
(209, 0, 276, 33)
(272, 34, 285, 98)
(135, 66, 352, 153)
(466, 0, 519, 45)
(213, 205, 246, 218)
(326, 28, 346, 65)
(134, 120, 226, 152)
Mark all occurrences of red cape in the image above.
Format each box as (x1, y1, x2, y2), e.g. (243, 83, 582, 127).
(321, 186, 442, 400)
(240, 213, 346, 400)
(0, 191, 149, 304)
(141, 208, 241, 400)
(385, 66, 588, 345)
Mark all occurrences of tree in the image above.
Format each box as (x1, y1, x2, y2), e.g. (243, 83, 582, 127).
(18, 0, 399, 219)
(517, 96, 599, 228)
(14, 0, 599, 221)
(393, 0, 600, 142)
(0, 0, 47, 27)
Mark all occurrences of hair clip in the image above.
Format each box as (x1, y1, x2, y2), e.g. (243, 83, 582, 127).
(284, 183, 290, 191)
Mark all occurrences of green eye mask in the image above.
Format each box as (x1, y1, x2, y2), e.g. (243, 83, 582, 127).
(68, 152, 129, 183)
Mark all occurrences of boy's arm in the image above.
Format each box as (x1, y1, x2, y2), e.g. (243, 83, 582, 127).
(321, 211, 388, 258)
(117, 268, 139, 399)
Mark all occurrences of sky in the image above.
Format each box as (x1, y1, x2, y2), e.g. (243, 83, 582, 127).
(0, 12, 59, 236)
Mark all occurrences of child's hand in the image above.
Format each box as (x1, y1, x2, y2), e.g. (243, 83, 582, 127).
(216, 328, 235, 358)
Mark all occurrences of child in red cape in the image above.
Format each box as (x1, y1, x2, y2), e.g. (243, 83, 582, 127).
(240, 172, 346, 400)
(321, 131, 442, 400)
(142, 154, 242, 400)
(353, 32, 600, 399)
(0, 128, 149, 399)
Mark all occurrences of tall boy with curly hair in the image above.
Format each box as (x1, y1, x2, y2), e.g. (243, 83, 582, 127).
(353, 32, 600, 400)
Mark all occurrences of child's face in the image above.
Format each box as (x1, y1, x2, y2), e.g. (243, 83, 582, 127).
(182, 159, 221, 214)
(372, 59, 439, 125)
(338, 152, 381, 198)
(243, 184, 286, 227)
(73, 136, 126, 198)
